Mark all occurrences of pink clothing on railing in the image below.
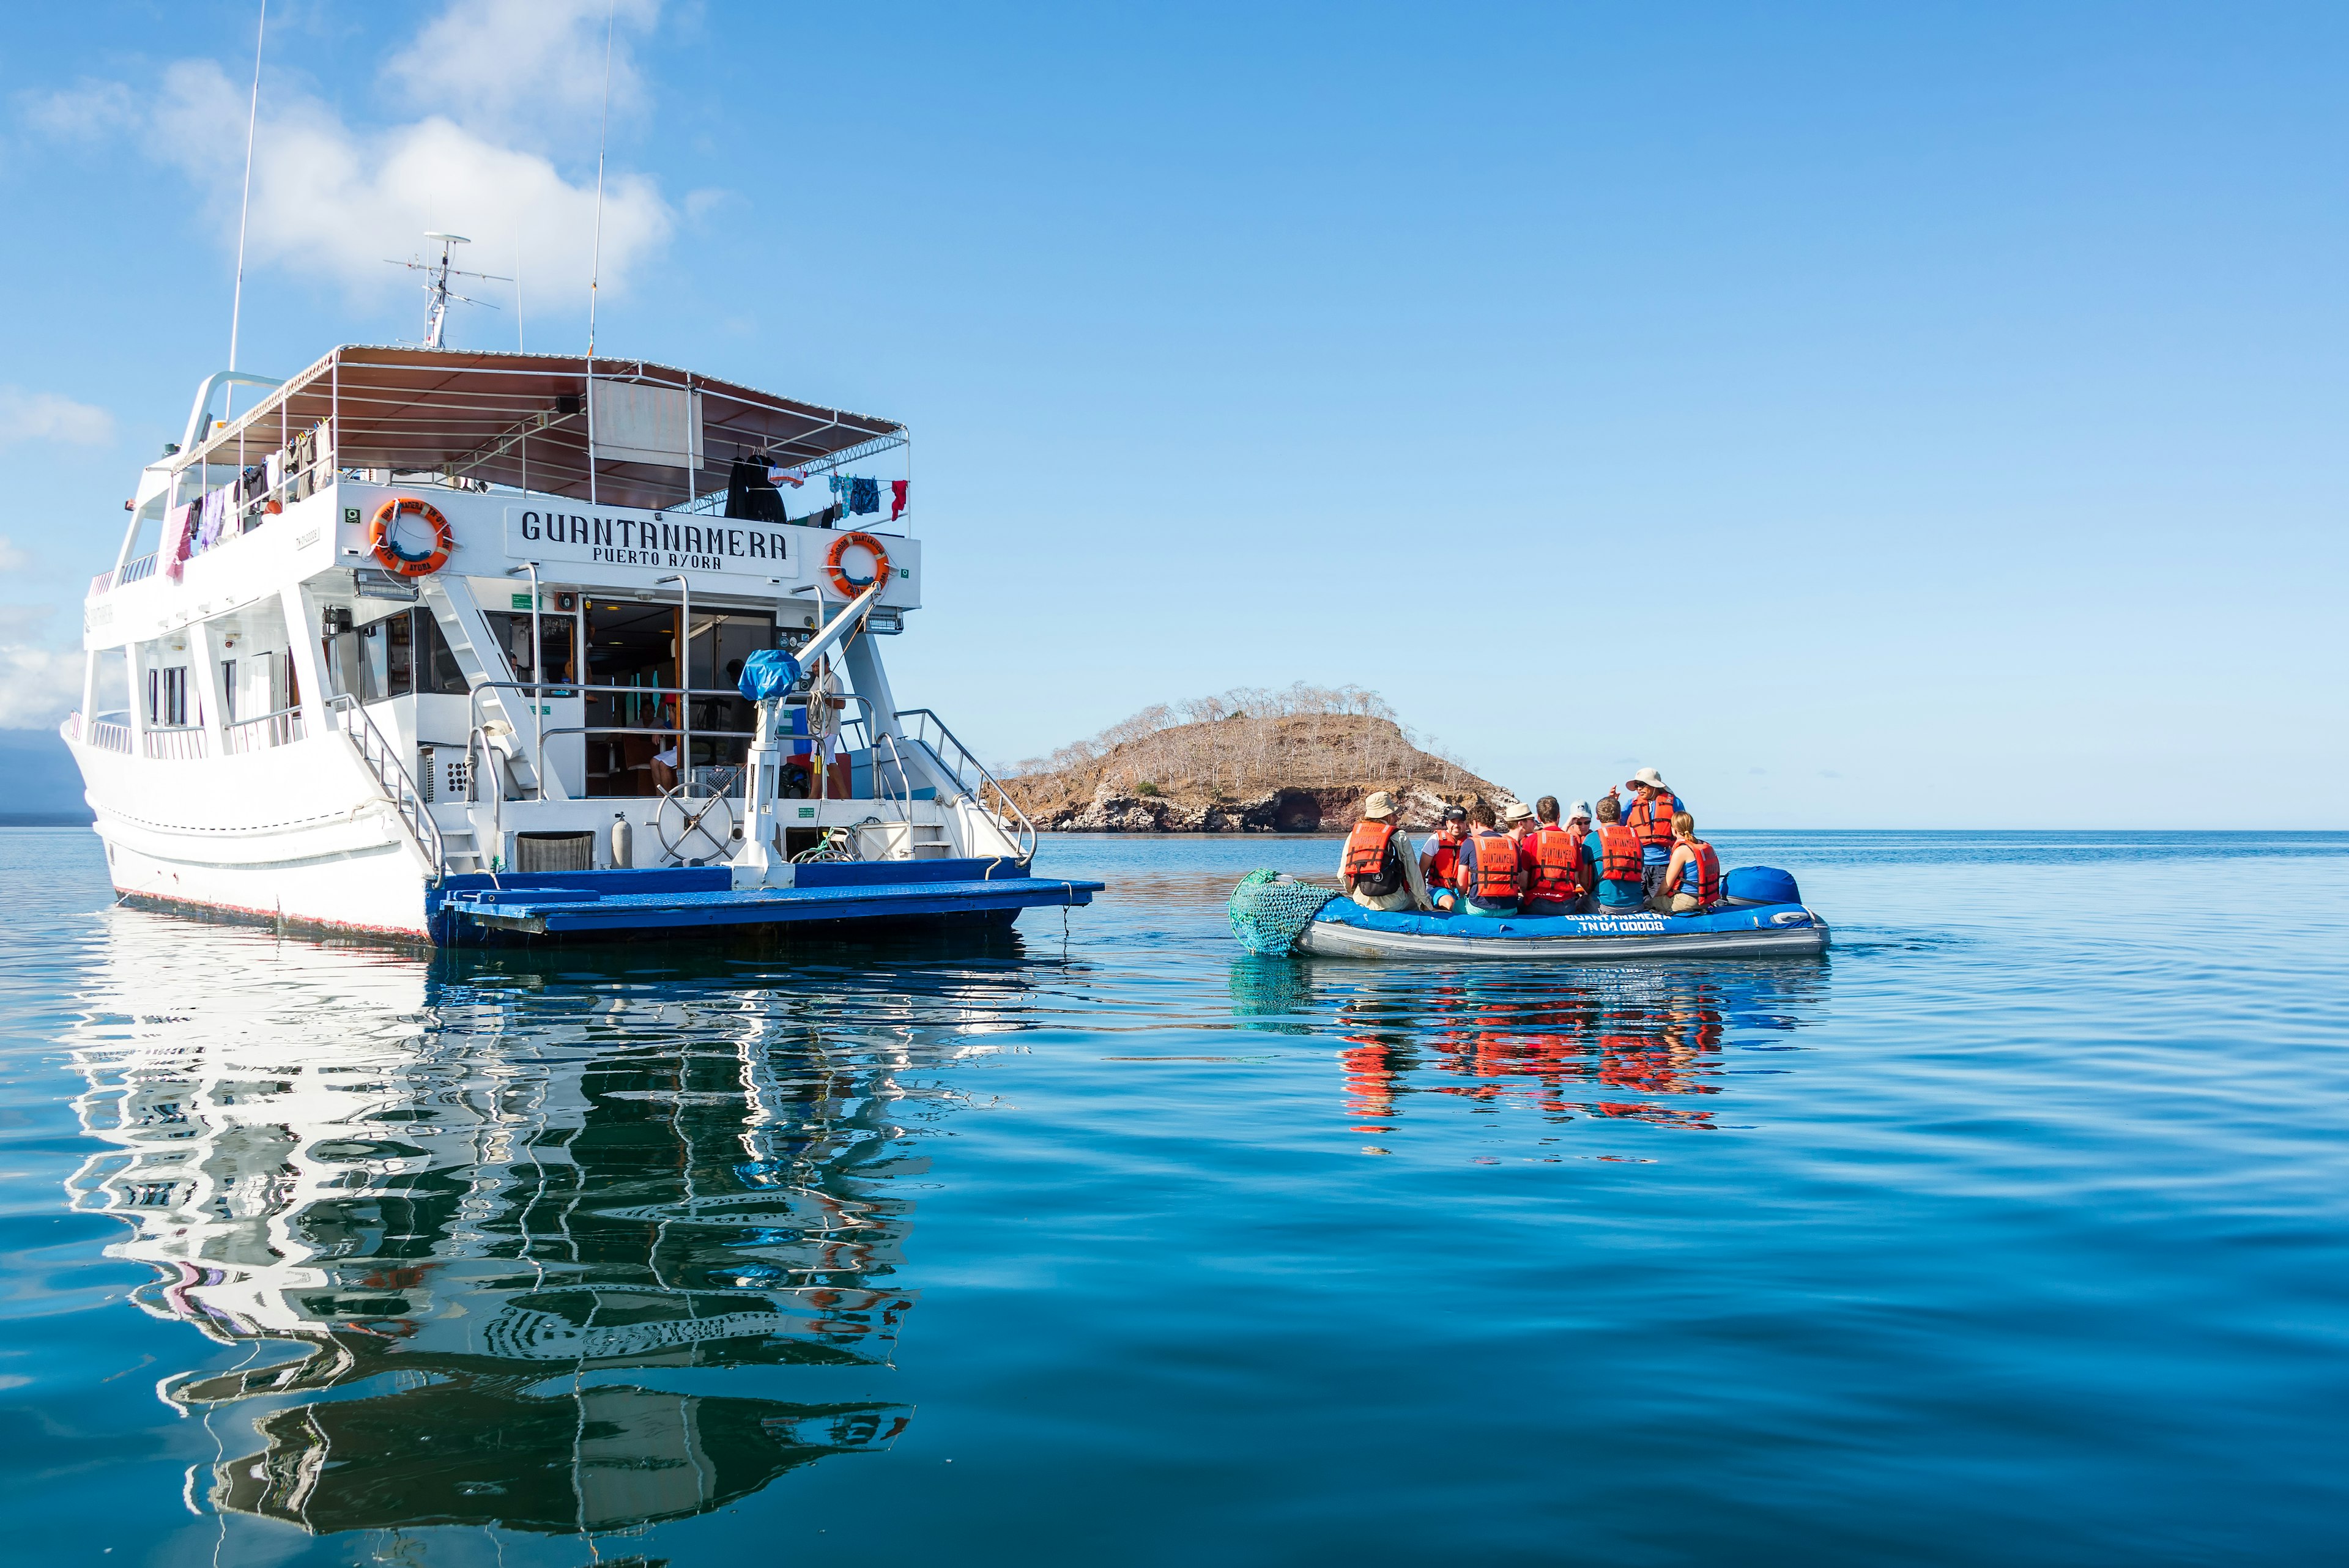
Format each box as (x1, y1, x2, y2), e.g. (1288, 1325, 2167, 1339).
(161, 503, 197, 582)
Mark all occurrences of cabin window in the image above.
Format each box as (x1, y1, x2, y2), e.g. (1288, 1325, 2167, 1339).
(324, 610, 467, 703)
(147, 666, 189, 727)
(219, 659, 237, 724)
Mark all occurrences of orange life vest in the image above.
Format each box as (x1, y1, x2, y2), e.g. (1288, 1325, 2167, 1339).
(1343, 819, 1405, 896)
(1676, 837, 1722, 905)
(1425, 832, 1463, 891)
(1524, 825, 1585, 903)
(1595, 823, 1646, 883)
(1627, 790, 1680, 852)
(1458, 830, 1521, 903)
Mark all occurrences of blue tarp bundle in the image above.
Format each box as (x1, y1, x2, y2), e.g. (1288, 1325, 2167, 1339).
(737, 648, 801, 701)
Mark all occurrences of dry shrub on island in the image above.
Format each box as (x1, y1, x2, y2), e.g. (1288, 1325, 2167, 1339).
(1004, 682, 1490, 811)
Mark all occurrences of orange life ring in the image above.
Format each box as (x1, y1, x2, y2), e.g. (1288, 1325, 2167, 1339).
(824, 530, 891, 597)
(368, 497, 453, 577)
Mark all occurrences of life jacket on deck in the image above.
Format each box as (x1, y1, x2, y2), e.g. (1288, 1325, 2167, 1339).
(1627, 790, 1680, 854)
(1596, 823, 1646, 884)
(1425, 833, 1463, 892)
(1524, 825, 1586, 904)
(1343, 819, 1405, 897)
(1676, 838, 1723, 905)
(1458, 830, 1522, 903)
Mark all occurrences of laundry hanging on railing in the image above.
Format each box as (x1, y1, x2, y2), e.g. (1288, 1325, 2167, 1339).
(161, 502, 197, 583)
(193, 487, 231, 555)
(822, 473, 905, 521)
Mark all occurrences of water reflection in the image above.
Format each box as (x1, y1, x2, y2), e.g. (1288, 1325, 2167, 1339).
(62, 912, 1026, 1542)
(1242, 961, 1825, 1137)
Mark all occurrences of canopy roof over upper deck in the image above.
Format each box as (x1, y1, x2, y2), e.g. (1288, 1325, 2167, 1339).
(181, 346, 905, 512)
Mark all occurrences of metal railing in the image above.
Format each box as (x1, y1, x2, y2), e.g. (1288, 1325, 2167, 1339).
(222, 705, 305, 755)
(330, 693, 445, 879)
(64, 714, 132, 754)
(894, 708, 1036, 861)
(143, 726, 207, 761)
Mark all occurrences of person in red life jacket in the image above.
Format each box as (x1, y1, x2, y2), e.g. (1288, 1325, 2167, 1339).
(1419, 805, 1468, 912)
(1654, 810, 1723, 914)
(1600, 766, 1687, 903)
(1453, 799, 1523, 917)
(1519, 795, 1589, 917)
(1339, 791, 1431, 912)
(1583, 793, 1650, 912)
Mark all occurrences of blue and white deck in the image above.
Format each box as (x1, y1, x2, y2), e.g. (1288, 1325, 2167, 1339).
(432, 858, 1102, 942)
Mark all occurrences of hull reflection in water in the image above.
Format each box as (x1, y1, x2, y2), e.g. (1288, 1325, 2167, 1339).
(1232, 956, 1825, 1136)
(61, 911, 1025, 1540)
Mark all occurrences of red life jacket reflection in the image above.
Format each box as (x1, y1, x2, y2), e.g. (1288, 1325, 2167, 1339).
(1343, 819, 1404, 895)
(1676, 838, 1722, 904)
(1595, 823, 1646, 883)
(1524, 826, 1584, 903)
(1458, 830, 1521, 903)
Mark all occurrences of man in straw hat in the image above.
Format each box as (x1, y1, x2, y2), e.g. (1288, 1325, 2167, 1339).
(1339, 791, 1433, 912)
(1602, 766, 1688, 903)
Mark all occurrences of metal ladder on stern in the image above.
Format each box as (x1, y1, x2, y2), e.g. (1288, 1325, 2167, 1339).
(329, 695, 447, 881)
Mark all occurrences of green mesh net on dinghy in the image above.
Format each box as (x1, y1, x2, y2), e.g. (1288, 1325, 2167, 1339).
(1227, 870, 1339, 956)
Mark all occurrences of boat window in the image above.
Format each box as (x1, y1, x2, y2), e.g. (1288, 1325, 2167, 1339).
(495, 613, 578, 690)
(325, 609, 468, 703)
(325, 621, 392, 703)
(147, 666, 190, 727)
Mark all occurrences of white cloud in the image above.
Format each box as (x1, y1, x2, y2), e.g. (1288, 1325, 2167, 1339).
(0, 386, 114, 446)
(0, 539, 30, 571)
(0, 606, 83, 728)
(17, 78, 136, 141)
(385, 0, 661, 152)
(28, 1, 676, 343)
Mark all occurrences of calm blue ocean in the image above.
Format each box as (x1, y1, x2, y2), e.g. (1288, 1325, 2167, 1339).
(0, 827, 2342, 1565)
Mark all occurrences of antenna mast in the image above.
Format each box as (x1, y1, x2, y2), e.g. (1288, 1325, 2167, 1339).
(388, 233, 510, 349)
(587, 0, 615, 356)
(227, 1, 267, 396)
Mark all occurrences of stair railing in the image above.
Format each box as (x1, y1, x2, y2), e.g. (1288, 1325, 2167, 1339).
(329, 694, 445, 881)
(892, 708, 1035, 862)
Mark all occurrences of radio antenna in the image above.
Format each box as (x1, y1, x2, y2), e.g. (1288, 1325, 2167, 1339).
(226, 0, 267, 409)
(387, 233, 511, 348)
(586, 0, 615, 357)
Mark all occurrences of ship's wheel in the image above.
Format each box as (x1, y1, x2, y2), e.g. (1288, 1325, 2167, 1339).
(653, 786, 738, 866)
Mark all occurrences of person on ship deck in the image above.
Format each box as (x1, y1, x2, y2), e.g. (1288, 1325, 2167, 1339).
(1340, 791, 1432, 912)
(1420, 805, 1468, 912)
(1453, 799, 1523, 917)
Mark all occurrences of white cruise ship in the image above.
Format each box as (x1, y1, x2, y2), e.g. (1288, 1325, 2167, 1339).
(65, 335, 1099, 943)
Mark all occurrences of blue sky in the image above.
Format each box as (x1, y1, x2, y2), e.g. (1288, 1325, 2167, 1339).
(2, 1, 2343, 826)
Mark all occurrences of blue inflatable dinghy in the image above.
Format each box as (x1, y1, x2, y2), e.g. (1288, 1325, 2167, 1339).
(1228, 865, 1828, 962)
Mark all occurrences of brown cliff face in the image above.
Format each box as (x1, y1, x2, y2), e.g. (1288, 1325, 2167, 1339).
(1001, 711, 1515, 832)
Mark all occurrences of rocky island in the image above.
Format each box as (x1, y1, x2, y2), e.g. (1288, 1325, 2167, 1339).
(1001, 684, 1515, 832)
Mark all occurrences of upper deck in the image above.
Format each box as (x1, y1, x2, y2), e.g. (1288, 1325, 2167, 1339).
(88, 346, 919, 642)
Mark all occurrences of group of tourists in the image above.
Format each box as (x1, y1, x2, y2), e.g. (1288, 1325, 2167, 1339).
(1338, 767, 1722, 919)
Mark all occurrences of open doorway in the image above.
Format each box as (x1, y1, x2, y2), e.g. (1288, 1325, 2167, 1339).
(581, 599, 774, 796)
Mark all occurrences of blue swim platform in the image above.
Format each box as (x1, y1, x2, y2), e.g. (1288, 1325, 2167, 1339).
(429, 858, 1102, 943)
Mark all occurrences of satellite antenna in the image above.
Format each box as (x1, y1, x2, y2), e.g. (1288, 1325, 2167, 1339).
(387, 232, 512, 349)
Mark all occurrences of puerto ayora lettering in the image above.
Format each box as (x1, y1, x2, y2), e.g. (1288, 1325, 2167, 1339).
(516, 509, 789, 571)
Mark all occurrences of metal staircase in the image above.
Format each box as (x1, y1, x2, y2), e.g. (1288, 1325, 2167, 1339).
(329, 695, 446, 880)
